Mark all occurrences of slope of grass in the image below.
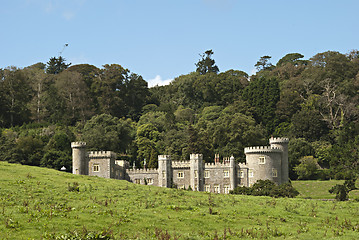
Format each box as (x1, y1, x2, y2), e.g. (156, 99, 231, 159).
(1, 161, 359, 239)
(293, 180, 359, 200)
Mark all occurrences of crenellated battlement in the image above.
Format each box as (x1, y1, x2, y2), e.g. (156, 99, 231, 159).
(71, 142, 86, 148)
(172, 160, 190, 168)
(89, 151, 116, 159)
(127, 168, 158, 174)
(204, 162, 231, 168)
(269, 137, 289, 144)
(244, 146, 282, 153)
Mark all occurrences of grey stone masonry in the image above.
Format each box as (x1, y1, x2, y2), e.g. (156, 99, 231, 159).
(71, 137, 289, 193)
(71, 142, 88, 175)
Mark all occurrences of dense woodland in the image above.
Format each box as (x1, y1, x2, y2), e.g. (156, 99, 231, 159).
(1, 50, 359, 180)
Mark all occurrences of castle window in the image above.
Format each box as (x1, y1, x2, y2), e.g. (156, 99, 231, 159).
(223, 170, 229, 178)
(147, 178, 153, 185)
(205, 185, 210, 192)
(178, 171, 184, 178)
(259, 156, 265, 164)
(249, 170, 254, 178)
(93, 165, 100, 172)
(224, 185, 230, 194)
(194, 170, 198, 178)
(162, 171, 166, 179)
(205, 170, 210, 178)
(272, 168, 278, 177)
(214, 185, 220, 193)
(134, 179, 141, 184)
(240, 170, 244, 178)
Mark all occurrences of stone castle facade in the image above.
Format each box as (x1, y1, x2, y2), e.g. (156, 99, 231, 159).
(71, 137, 289, 193)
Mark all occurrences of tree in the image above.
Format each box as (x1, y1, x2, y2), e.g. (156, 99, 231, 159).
(136, 123, 160, 168)
(288, 138, 314, 179)
(276, 53, 308, 67)
(255, 56, 273, 71)
(91, 64, 128, 118)
(24, 66, 49, 123)
(294, 156, 320, 180)
(55, 71, 94, 124)
(242, 76, 280, 134)
(329, 184, 349, 201)
(0, 67, 32, 127)
(81, 114, 135, 153)
(195, 50, 219, 75)
(46, 56, 71, 74)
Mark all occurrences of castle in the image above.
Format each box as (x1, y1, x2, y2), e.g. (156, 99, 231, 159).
(71, 137, 289, 193)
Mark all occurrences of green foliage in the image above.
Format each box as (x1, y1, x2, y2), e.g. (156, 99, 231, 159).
(288, 138, 314, 180)
(294, 156, 320, 180)
(231, 180, 299, 198)
(329, 184, 349, 201)
(242, 76, 280, 133)
(81, 114, 135, 154)
(46, 56, 71, 74)
(136, 123, 160, 168)
(255, 55, 274, 71)
(276, 53, 308, 67)
(1, 49, 359, 182)
(67, 182, 80, 192)
(195, 49, 219, 75)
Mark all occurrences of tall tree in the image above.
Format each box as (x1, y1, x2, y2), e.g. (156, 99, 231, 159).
(0, 67, 32, 127)
(242, 76, 280, 134)
(255, 56, 273, 71)
(55, 70, 94, 124)
(46, 56, 71, 74)
(195, 49, 219, 75)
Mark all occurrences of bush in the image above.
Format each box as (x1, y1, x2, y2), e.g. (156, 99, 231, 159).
(230, 180, 299, 198)
(294, 156, 320, 180)
(329, 184, 349, 201)
(68, 182, 80, 192)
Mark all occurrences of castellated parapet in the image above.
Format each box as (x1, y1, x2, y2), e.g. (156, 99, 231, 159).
(172, 160, 190, 168)
(244, 146, 282, 153)
(71, 137, 289, 193)
(89, 151, 116, 159)
(269, 137, 289, 144)
(127, 168, 158, 174)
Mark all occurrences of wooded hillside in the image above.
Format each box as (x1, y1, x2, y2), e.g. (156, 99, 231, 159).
(1, 50, 358, 180)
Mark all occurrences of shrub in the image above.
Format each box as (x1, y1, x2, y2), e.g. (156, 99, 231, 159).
(230, 180, 299, 198)
(329, 184, 349, 201)
(68, 182, 80, 192)
(294, 156, 320, 180)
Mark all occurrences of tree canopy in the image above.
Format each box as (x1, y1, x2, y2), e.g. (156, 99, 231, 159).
(1, 49, 359, 180)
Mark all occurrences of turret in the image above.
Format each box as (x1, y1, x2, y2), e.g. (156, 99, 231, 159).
(158, 155, 172, 187)
(269, 137, 289, 183)
(190, 154, 203, 191)
(71, 142, 88, 175)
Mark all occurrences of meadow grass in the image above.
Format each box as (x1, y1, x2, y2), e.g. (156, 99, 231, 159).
(293, 180, 359, 200)
(1, 161, 359, 239)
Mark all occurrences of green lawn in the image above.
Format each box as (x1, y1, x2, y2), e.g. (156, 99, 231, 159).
(293, 180, 359, 200)
(1, 161, 359, 239)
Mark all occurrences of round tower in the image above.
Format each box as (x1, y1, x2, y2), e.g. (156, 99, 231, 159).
(71, 142, 88, 175)
(269, 137, 289, 183)
(244, 146, 283, 186)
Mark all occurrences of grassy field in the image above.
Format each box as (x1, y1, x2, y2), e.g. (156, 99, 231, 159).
(1, 161, 359, 239)
(293, 180, 359, 200)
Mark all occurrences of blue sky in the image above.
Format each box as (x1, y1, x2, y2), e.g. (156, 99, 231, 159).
(1, 0, 358, 87)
